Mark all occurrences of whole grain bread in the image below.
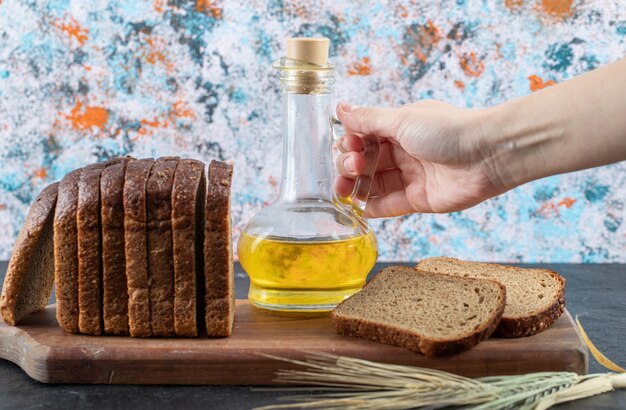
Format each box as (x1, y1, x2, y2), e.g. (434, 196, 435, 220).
(204, 160, 234, 337)
(1, 182, 58, 326)
(124, 158, 155, 337)
(54, 169, 82, 333)
(77, 158, 128, 335)
(332, 266, 506, 357)
(146, 157, 179, 337)
(77, 163, 107, 335)
(416, 257, 565, 338)
(172, 159, 206, 337)
(101, 158, 132, 335)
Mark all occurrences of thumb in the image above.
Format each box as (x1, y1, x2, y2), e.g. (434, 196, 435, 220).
(336, 102, 402, 141)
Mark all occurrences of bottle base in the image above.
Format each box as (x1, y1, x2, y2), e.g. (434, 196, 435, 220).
(248, 282, 364, 312)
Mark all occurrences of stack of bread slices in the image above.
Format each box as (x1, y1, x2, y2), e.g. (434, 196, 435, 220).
(0, 157, 234, 338)
(332, 259, 566, 357)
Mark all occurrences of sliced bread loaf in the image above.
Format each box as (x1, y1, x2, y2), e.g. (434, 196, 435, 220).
(204, 160, 234, 337)
(172, 159, 206, 337)
(124, 158, 155, 337)
(1, 182, 58, 326)
(416, 257, 565, 338)
(332, 266, 506, 357)
(146, 156, 179, 337)
(54, 169, 82, 333)
(101, 158, 132, 335)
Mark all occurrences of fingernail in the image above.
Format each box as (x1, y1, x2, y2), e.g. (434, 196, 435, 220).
(339, 102, 357, 113)
(343, 157, 355, 173)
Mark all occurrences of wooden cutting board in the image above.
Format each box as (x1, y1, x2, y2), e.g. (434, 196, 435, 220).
(0, 301, 587, 385)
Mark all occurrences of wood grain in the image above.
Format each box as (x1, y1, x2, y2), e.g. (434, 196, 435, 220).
(0, 301, 588, 385)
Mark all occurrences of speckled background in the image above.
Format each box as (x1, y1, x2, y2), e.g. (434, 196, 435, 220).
(0, 0, 624, 262)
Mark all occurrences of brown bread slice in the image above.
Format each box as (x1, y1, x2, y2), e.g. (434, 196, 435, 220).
(54, 169, 82, 333)
(172, 159, 206, 337)
(101, 158, 132, 335)
(124, 158, 155, 337)
(77, 158, 128, 335)
(54, 158, 125, 334)
(77, 163, 107, 335)
(1, 182, 58, 326)
(416, 257, 565, 338)
(204, 160, 234, 337)
(332, 266, 506, 357)
(146, 156, 179, 337)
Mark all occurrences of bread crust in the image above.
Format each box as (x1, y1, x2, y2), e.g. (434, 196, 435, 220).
(1, 182, 58, 326)
(54, 169, 82, 333)
(172, 159, 205, 337)
(416, 257, 566, 338)
(101, 159, 132, 335)
(204, 160, 234, 337)
(331, 268, 506, 357)
(124, 158, 155, 337)
(146, 157, 179, 337)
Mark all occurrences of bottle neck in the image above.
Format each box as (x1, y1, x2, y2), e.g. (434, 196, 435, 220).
(278, 91, 334, 203)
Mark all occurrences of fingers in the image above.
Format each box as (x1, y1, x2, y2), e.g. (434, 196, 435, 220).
(336, 134, 364, 153)
(336, 141, 397, 178)
(337, 102, 402, 140)
(334, 169, 405, 203)
(334, 175, 355, 198)
(364, 191, 416, 218)
(369, 169, 405, 197)
(335, 151, 367, 178)
(375, 142, 396, 172)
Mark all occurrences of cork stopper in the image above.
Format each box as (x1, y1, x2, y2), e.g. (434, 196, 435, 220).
(286, 37, 330, 65)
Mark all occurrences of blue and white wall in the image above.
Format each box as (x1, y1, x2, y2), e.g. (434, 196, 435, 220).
(0, 0, 624, 262)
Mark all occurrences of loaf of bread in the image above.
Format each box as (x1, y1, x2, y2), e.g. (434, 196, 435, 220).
(416, 257, 565, 337)
(1, 157, 235, 339)
(332, 266, 506, 357)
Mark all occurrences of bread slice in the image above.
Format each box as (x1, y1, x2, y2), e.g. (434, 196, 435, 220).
(101, 158, 132, 335)
(146, 156, 179, 337)
(124, 158, 155, 337)
(1, 182, 59, 326)
(332, 266, 506, 357)
(54, 169, 82, 333)
(416, 257, 565, 338)
(76, 163, 107, 335)
(77, 158, 128, 335)
(204, 160, 234, 337)
(172, 159, 206, 337)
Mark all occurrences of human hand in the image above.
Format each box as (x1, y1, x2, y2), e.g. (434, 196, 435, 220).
(336, 59, 626, 219)
(335, 101, 504, 218)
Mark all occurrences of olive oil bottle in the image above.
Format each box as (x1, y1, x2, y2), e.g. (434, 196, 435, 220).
(238, 37, 380, 311)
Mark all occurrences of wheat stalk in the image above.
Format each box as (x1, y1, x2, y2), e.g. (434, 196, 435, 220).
(255, 353, 626, 410)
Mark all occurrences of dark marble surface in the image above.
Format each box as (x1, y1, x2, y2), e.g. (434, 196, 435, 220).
(1, 262, 625, 410)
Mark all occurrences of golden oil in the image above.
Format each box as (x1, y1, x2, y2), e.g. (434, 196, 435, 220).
(238, 231, 377, 311)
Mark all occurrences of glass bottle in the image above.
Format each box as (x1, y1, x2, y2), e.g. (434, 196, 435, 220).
(238, 37, 380, 312)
